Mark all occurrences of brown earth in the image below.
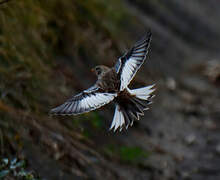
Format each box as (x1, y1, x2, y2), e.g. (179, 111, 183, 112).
(0, 0, 220, 179)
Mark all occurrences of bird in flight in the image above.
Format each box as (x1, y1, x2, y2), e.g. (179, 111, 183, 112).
(50, 31, 155, 131)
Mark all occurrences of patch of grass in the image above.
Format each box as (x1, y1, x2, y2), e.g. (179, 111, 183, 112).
(0, 158, 41, 179)
(89, 112, 103, 129)
(69, 112, 102, 129)
(82, 130, 92, 139)
(104, 144, 151, 164)
(119, 146, 150, 163)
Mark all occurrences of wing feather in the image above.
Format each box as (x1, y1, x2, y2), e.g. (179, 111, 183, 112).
(115, 31, 152, 90)
(50, 85, 116, 115)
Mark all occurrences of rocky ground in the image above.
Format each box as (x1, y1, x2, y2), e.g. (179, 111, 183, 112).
(0, 0, 220, 179)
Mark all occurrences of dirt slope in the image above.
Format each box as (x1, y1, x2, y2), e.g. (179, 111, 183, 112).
(0, 0, 220, 179)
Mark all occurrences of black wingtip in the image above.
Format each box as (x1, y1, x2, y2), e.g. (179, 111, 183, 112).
(141, 29, 152, 39)
(147, 29, 152, 36)
(142, 29, 152, 43)
(49, 107, 59, 115)
(134, 29, 152, 48)
(49, 102, 68, 115)
(143, 29, 152, 38)
(145, 29, 152, 42)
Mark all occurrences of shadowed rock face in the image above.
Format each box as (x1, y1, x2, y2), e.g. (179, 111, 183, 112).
(132, 0, 220, 50)
(0, 0, 220, 180)
(126, 0, 220, 77)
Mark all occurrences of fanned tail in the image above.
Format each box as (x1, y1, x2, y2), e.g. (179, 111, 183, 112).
(128, 85, 155, 100)
(110, 85, 155, 131)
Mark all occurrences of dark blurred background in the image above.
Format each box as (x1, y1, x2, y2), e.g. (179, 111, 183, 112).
(0, 0, 220, 179)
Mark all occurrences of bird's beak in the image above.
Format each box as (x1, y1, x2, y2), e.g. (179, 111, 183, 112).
(91, 68, 95, 73)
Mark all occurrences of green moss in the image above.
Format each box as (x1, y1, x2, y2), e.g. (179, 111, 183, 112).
(73, 112, 102, 127)
(104, 144, 151, 164)
(82, 130, 92, 139)
(119, 146, 150, 163)
(88, 112, 103, 129)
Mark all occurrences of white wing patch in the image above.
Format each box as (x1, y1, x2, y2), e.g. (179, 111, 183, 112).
(117, 31, 152, 91)
(51, 88, 116, 115)
(128, 85, 155, 100)
(120, 57, 143, 91)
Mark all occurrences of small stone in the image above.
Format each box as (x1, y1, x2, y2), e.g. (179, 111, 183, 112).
(166, 77, 176, 90)
(54, 152, 61, 160)
(204, 120, 217, 130)
(182, 171, 191, 180)
(215, 144, 220, 155)
(185, 134, 196, 145)
(204, 59, 220, 84)
(180, 91, 195, 104)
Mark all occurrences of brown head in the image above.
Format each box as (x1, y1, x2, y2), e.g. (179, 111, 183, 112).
(91, 65, 110, 78)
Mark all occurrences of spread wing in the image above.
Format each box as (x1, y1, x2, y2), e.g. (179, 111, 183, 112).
(50, 85, 116, 115)
(115, 31, 152, 91)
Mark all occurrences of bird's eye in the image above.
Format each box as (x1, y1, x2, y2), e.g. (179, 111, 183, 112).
(96, 67, 101, 75)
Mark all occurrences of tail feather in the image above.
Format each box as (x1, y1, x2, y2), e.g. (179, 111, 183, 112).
(110, 104, 134, 132)
(128, 85, 155, 100)
(132, 97, 151, 110)
(130, 98, 144, 115)
(126, 100, 142, 118)
(109, 85, 155, 131)
(119, 110, 125, 130)
(110, 105, 120, 131)
(121, 108, 132, 129)
(128, 109, 139, 120)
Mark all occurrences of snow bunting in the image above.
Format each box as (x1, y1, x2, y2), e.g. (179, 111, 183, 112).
(50, 31, 155, 131)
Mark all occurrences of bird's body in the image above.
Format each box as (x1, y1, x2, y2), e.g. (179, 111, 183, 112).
(50, 31, 155, 131)
(95, 67, 120, 93)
